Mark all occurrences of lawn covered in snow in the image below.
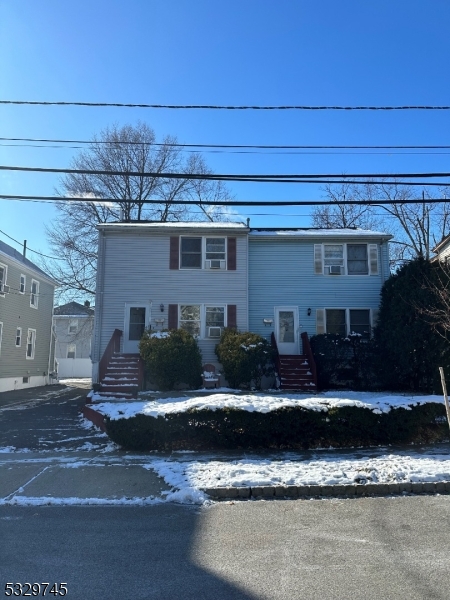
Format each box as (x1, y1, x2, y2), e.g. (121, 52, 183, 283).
(92, 390, 445, 421)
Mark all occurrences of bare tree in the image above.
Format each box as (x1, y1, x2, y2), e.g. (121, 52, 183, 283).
(44, 123, 234, 300)
(416, 261, 450, 338)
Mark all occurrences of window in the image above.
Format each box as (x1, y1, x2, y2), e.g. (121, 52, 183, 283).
(128, 307, 146, 341)
(179, 305, 201, 336)
(30, 279, 39, 308)
(16, 327, 22, 347)
(318, 309, 373, 338)
(67, 344, 76, 359)
(347, 245, 369, 275)
(325, 309, 347, 336)
(349, 309, 371, 339)
(179, 237, 227, 269)
(315, 244, 378, 275)
(68, 319, 78, 334)
(205, 306, 225, 337)
(20, 274, 26, 294)
(26, 329, 36, 359)
(0, 263, 7, 295)
(180, 238, 202, 268)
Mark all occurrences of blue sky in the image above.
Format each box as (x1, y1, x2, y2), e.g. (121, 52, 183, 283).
(1, 0, 450, 261)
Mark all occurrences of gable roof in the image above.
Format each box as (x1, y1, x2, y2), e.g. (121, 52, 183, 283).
(0, 239, 57, 284)
(54, 301, 94, 317)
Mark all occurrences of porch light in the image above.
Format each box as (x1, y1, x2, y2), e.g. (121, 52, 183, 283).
(307, 308, 312, 316)
(160, 304, 164, 312)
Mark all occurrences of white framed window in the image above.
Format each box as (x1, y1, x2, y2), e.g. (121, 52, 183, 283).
(316, 308, 373, 339)
(68, 319, 78, 334)
(30, 279, 39, 308)
(0, 322, 3, 356)
(180, 237, 227, 270)
(0, 263, 7, 295)
(26, 328, 36, 359)
(314, 244, 378, 276)
(178, 304, 227, 338)
(179, 305, 201, 336)
(67, 343, 76, 359)
(20, 274, 26, 294)
(16, 327, 22, 347)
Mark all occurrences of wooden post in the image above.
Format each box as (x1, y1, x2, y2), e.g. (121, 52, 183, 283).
(439, 367, 450, 431)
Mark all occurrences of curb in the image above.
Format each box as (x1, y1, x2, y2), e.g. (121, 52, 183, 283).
(202, 481, 450, 500)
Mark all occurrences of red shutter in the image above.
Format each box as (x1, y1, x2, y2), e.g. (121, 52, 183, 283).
(169, 237, 179, 270)
(227, 237, 236, 270)
(168, 304, 178, 329)
(227, 305, 237, 329)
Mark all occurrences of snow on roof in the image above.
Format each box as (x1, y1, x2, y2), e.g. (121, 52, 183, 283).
(249, 228, 392, 239)
(98, 221, 248, 231)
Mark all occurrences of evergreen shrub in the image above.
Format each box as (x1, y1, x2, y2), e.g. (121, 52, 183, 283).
(139, 329, 202, 391)
(215, 329, 275, 389)
(104, 402, 448, 451)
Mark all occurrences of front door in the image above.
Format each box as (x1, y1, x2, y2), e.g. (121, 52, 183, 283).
(275, 307, 299, 355)
(123, 303, 151, 353)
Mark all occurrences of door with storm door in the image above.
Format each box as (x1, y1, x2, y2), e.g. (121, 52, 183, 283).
(275, 307, 299, 355)
(123, 303, 150, 353)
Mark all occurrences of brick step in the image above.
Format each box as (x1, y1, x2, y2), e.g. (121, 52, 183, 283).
(280, 382, 317, 391)
(95, 392, 135, 400)
(280, 367, 312, 374)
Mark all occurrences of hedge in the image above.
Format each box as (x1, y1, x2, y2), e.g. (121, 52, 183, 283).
(104, 402, 448, 451)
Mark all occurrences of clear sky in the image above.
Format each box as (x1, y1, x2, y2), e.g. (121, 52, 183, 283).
(1, 0, 450, 261)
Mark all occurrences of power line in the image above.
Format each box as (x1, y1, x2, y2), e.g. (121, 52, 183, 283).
(1, 194, 449, 206)
(0, 228, 64, 260)
(2, 136, 450, 150)
(2, 164, 450, 184)
(2, 100, 450, 110)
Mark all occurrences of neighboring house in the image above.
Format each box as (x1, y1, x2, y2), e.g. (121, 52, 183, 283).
(91, 222, 391, 393)
(53, 301, 94, 378)
(432, 234, 450, 263)
(91, 222, 249, 392)
(0, 239, 57, 392)
(249, 228, 392, 347)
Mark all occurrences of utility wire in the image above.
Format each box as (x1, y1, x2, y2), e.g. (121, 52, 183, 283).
(2, 100, 450, 110)
(2, 164, 450, 183)
(0, 228, 64, 260)
(1, 194, 449, 206)
(2, 136, 450, 149)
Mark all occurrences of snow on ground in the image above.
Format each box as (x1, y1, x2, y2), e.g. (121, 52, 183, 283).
(92, 390, 445, 420)
(59, 378, 92, 386)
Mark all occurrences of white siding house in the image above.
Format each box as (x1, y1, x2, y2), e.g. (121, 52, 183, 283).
(91, 222, 249, 383)
(53, 301, 94, 378)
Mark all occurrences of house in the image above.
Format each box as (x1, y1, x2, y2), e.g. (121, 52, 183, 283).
(0, 239, 57, 392)
(91, 222, 249, 396)
(90, 221, 391, 394)
(53, 301, 94, 378)
(432, 234, 450, 263)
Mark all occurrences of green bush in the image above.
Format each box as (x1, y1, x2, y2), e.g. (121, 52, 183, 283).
(375, 258, 450, 393)
(310, 333, 378, 390)
(215, 329, 275, 389)
(104, 402, 448, 451)
(139, 329, 202, 390)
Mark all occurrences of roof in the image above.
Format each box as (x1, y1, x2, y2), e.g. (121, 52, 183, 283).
(0, 239, 57, 284)
(432, 233, 450, 254)
(97, 221, 248, 232)
(54, 301, 94, 317)
(249, 227, 392, 240)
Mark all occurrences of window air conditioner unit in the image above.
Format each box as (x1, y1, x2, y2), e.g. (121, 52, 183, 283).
(208, 326, 222, 338)
(329, 265, 342, 275)
(0, 284, 9, 293)
(205, 259, 226, 270)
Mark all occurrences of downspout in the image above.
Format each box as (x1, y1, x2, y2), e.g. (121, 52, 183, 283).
(47, 287, 56, 384)
(93, 229, 106, 383)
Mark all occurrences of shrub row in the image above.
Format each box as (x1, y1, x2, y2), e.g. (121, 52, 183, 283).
(104, 402, 448, 451)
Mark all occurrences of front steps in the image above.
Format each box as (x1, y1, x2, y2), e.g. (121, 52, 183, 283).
(278, 354, 317, 392)
(95, 353, 140, 400)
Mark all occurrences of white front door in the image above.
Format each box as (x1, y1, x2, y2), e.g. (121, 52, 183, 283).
(123, 303, 151, 353)
(275, 307, 299, 355)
